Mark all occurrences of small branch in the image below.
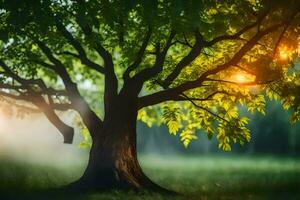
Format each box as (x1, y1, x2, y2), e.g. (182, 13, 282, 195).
(183, 33, 193, 48)
(233, 65, 257, 76)
(206, 9, 270, 46)
(130, 30, 176, 87)
(179, 92, 230, 123)
(176, 91, 231, 102)
(123, 27, 152, 81)
(204, 78, 278, 86)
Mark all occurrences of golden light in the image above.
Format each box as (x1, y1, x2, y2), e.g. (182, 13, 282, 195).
(230, 70, 256, 87)
(279, 50, 288, 60)
(233, 74, 247, 83)
(278, 46, 290, 60)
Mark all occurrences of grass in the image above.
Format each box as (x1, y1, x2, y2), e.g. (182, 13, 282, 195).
(0, 154, 299, 200)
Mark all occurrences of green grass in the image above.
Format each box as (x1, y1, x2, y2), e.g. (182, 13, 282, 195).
(0, 155, 299, 199)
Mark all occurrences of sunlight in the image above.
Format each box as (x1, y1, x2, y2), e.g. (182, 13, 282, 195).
(279, 50, 288, 60)
(278, 46, 292, 61)
(230, 72, 257, 90)
(233, 74, 247, 83)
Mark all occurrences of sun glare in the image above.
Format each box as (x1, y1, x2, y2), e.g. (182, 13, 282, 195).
(277, 45, 295, 61)
(279, 49, 289, 60)
(233, 74, 247, 83)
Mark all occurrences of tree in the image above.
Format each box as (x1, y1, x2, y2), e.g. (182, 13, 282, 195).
(0, 0, 299, 192)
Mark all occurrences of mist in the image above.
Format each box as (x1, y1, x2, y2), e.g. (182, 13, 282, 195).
(0, 111, 89, 170)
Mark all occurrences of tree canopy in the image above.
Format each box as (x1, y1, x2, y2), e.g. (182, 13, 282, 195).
(0, 0, 299, 150)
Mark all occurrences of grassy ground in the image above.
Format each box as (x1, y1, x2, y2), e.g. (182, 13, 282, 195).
(0, 155, 299, 200)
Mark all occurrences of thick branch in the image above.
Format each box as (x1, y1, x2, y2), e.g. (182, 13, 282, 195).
(0, 88, 74, 143)
(55, 19, 105, 74)
(162, 12, 268, 87)
(163, 31, 206, 87)
(138, 22, 285, 108)
(31, 95, 74, 143)
(36, 41, 77, 90)
(76, 23, 118, 101)
(34, 42, 104, 135)
(0, 59, 76, 143)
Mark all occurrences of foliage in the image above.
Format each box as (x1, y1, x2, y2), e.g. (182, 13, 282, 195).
(0, 0, 299, 150)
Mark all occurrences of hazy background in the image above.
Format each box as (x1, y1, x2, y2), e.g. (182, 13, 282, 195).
(0, 100, 299, 170)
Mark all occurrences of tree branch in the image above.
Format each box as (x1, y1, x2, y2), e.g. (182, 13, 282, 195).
(123, 27, 152, 81)
(31, 94, 74, 143)
(0, 59, 75, 143)
(76, 22, 118, 102)
(161, 12, 269, 87)
(204, 78, 277, 86)
(55, 18, 105, 74)
(138, 21, 286, 108)
(131, 30, 176, 85)
(174, 92, 230, 123)
(0, 90, 74, 143)
(33, 42, 104, 136)
(162, 31, 207, 87)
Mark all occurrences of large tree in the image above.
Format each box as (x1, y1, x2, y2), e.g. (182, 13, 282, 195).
(0, 0, 299, 192)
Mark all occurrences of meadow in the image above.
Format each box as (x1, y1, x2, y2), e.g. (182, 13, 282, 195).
(0, 154, 299, 200)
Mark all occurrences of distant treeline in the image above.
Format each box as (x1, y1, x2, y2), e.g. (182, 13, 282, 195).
(137, 101, 300, 156)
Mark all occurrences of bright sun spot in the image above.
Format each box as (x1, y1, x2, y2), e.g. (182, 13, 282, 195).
(277, 45, 296, 61)
(234, 74, 247, 83)
(279, 49, 289, 60)
(279, 47, 289, 60)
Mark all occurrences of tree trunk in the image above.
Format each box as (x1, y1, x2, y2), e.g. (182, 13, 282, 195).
(67, 95, 171, 193)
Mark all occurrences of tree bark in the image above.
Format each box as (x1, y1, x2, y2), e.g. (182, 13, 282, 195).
(67, 95, 172, 193)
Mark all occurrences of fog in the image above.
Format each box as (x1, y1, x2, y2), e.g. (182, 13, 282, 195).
(0, 111, 89, 168)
